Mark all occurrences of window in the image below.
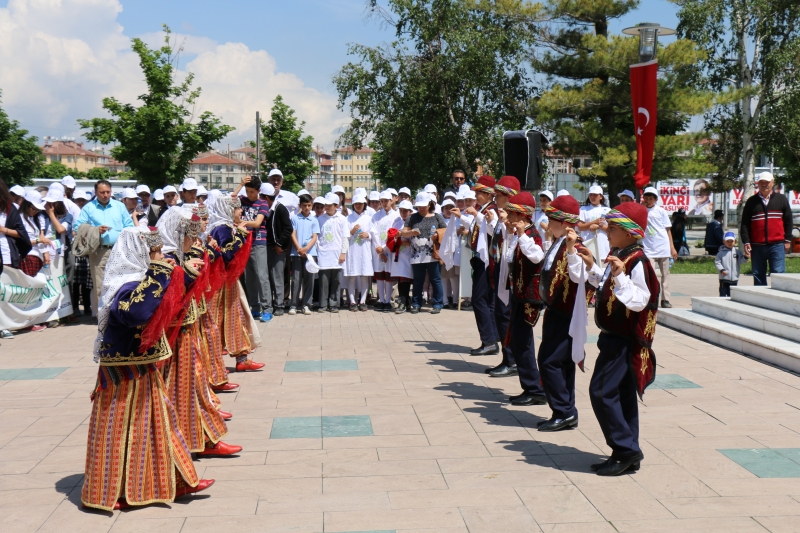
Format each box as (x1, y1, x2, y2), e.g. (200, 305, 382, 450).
(200, 175, 209, 182)
(226, 165, 235, 172)
(583, 158, 593, 168)
(213, 165, 222, 172)
(199, 164, 209, 171)
(215, 176, 222, 182)
(67, 156, 73, 163)
(227, 177, 234, 183)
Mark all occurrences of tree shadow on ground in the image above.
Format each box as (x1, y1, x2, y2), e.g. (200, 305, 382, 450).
(425, 355, 498, 375)
(410, 340, 474, 354)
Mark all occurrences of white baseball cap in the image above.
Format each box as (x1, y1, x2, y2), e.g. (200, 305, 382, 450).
(444, 191, 456, 199)
(196, 185, 208, 197)
(24, 190, 46, 210)
(442, 198, 455, 207)
(617, 189, 635, 199)
(379, 190, 392, 200)
(331, 185, 345, 194)
(414, 192, 430, 207)
(135, 184, 151, 195)
(73, 190, 90, 201)
(324, 193, 339, 205)
(181, 178, 198, 190)
(268, 169, 283, 178)
(557, 189, 570, 197)
(456, 192, 465, 200)
(643, 186, 659, 197)
(368, 191, 380, 201)
(588, 185, 604, 195)
(61, 175, 76, 188)
(398, 187, 411, 196)
(354, 187, 367, 197)
(387, 188, 398, 196)
(9, 185, 25, 196)
(398, 200, 413, 210)
(313, 196, 326, 205)
(162, 185, 178, 195)
(260, 183, 276, 196)
(43, 185, 65, 203)
(464, 191, 476, 200)
(153, 189, 164, 201)
(178, 183, 184, 192)
(539, 190, 554, 201)
(458, 184, 471, 195)
(122, 187, 138, 200)
(352, 194, 367, 205)
(756, 171, 774, 182)
(298, 188, 310, 197)
(424, 184, 437, 193)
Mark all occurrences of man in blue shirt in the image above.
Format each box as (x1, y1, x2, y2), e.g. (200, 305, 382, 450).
(289, 194, 320, 315)
(74, 179, 134, 317)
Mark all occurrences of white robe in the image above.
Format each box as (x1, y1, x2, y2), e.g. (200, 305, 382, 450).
(344, 210, 374, 276)
(389, 216, 412, 279)
(370, 208, 400, 273)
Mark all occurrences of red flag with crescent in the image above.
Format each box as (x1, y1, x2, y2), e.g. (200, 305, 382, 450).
(630, 60, 658, 190)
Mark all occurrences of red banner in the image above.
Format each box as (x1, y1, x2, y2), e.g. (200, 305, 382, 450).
(630, 60, 658, 190)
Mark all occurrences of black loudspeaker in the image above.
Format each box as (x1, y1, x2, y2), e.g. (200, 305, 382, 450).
(503, 130, 548, 191)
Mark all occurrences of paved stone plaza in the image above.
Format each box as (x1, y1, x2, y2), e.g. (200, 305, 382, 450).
(2, 274, 800, 533)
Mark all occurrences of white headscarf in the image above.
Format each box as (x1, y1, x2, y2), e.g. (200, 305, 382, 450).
(207, 193, 239, 231)
(156, 206, 197, 262)
(93, 227, 152, 362)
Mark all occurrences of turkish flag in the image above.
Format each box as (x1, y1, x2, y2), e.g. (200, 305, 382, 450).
(630, 60, 658, 189)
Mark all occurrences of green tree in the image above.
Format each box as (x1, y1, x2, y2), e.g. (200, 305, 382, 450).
(39, 161, 76, 179)
(520, 0, 714, 198)
(334, 0, 537, 191)
(78, 25, 235, 188)
(257, 95, 315, 192)
(87, 166, 113, 180)
(0, 92, 42, 185)
(673, 0, 800, 198)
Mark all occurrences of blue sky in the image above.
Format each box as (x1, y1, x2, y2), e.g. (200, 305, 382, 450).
(0, 0, 682, 149)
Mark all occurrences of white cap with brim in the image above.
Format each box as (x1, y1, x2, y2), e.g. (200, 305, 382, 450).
(398, 200, 413, 210)
(442, 198, 455, 207)
(331, 185, 345, 194)
(643, 186, 659, 197)
(260, 183, 276, 196)
(424, 184, 437, 193)
(757, 171, 775, 182)
(618, 189, 635, 199)
(162, 185, 178, 195)
(313, 196, 326, 205)
(122, 188, 138, 199)
(387, 188, 398, 196)
(352, 195, 367, 205)
(588, 185, 603, 195)
(10, 185, 25, 196)
(557, 189, 570, 197)
(458, 184, 471, 195)
(539, 190, 554, 201)
(444, 191, 456, 199)
(153, 189, 164, 201)
(43, 186, 65, 203)
(197, 185, 208, 196)
(379, 191, 392, 200)
(181, 178, 198, 190)
(73, 190, 90, 201)
(61, 175, 76, 188)
(25, 190, 46, 210)
(414, 192, 430, 207)
(268, 169, 283, 178)
(464, 191, 476, 200)
(456, 192, 465, 200)
(368, 191, 380, 201)
(135, 184, 151, 195)
(398, 187, 411, 195)
(324, 193, 339, 205)
(354, 188, 367, 197)
(297, 189, 310, 197)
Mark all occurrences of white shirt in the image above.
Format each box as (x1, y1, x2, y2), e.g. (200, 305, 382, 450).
(579, 204, 611, 260)
(21, 213, 47, 260)
(567, 251, 651, 312)
(0, 212, 10, 266)
(543, 236, 566, 271)
(316, 213, 349, 269)
(642, 205, 672, 258)
(505, 230, 544, 264)
(64, 197, 82, 222)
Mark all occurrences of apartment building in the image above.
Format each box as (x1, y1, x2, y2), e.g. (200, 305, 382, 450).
(332, 146, 380, 201)
(41, 139, 100, 173)
(187, 153, 255, 189)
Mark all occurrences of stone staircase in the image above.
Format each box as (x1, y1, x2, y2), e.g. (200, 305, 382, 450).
(658, 273, 800, 374)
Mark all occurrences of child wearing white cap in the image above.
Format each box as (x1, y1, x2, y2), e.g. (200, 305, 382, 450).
(316, 193, 349, 312)
(344, 194, 374, 311)
(391, 199, 415, 313)
(370, 190, 400, 311)
(578, 185, 610, 261)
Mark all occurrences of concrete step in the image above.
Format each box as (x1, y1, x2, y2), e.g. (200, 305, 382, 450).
(771, 274, 800, 295)
(658, 309, 800, 374)
(692, 297, 800, 344)
(731, 286, 800, 317)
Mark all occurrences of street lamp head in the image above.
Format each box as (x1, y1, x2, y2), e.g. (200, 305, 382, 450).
(622, 22, 676, 63)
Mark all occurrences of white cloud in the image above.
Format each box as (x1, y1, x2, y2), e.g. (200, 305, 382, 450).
(0, 0, 347, 149)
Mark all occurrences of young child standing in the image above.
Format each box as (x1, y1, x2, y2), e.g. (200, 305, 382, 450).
(316, 193, 348, 312)
(289, 194, 320, 315)
(715, 231, 748, 297)
(571, 201, 660, 476)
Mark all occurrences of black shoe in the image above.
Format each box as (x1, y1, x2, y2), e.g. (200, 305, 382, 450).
(589, 456, 641, 472)
(431, 307, 441, 314)
(330, 307, 339, 313)
(395, 305, 406, 315)
(274, 308, 284, 317)
(489, 364, 518, 377)
(596, 452, 644, 476)
(410, 306, 420, 314)
(359, 303, 368, 312)
(537, 418, 551, 427)
(661, 300, 673, 308)
(461, 301, 472, 309)
(538, 414, 578, 432)
(470, 343, 499, 356)
(485, 363, 505, 375)
(510, 392, 548, 406)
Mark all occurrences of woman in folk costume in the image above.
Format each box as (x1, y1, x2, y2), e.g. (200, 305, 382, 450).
(344, 193, 374, 311)
(83, 227, 214, 511)
(157, 206, 242, 457)
(206, 192, 264, 371)
(570, 201, 660, 476)
(370, 190, 399, 311)
(389, 199, 414, 314)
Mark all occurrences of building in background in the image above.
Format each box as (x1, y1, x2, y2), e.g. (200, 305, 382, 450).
(332, 146, 379, 203)
(305, 147, 334, 197)
(187, 153, 256, 190)
(40, 139, 99, 173)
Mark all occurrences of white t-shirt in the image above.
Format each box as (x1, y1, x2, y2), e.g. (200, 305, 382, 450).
(642, 205, 672, 258)
(316, 213, 348, 269)
(0, 212, 10, 266)
(579, 204, 611, 260)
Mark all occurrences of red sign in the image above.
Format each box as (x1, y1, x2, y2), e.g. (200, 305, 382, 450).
(630, 60, 658, 190)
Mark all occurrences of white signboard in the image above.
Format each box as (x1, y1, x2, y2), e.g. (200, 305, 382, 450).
(0, 257, 73, 330)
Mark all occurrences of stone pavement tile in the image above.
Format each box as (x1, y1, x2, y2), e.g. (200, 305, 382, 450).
(114, 495, 259, 518)
(201, 462, 321, 480)
(323, 434, 429, 450)
(421, 422, 483, 446)
(323, 473, 447, 493)
(516, 485, 604, 524)
(478, 430, 548, 457)
(631, 463, 719, 498)
(458, 506, 542, 533)
(578, 479, 674, 521)
(660, 495, 800, 518)
(180, 512, 322, 533)
(443, 466, 571, 490)
(539, 523, 617, 533)
(266, 448, 378, 464)
(719, 448, 800, 478)
(0, 487, 68, 507)
(438, 456, 553, 474)
(256, 490, 390, 514)
(0, 502, 65, 533)
(200, 477, 320, 499)
(324, 508, 465, 531)
(0, 434, 66, 462)
(37, 493, 118, 533)
(0, 471, 82, 491)
(701, 477, 800, 497)
(30, 445, 85, 474)
(377, 445, 490, 461)
(195, 451, 267, 467)
(661, 448, 758, 479)
(323, 459, 439, 477)
(754, 516, 800, 532)
(462, 408, 525, 432)
(367, 414, 425, 435)
(412, 401, 468, 424)
(389, 488, 522, 509)
(108, 517, 185, 533)
(612, 517, 770, 533)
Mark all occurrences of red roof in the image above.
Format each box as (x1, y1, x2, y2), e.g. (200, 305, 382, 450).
(191, 154, 254, 166)
(41, 141, 98, 157)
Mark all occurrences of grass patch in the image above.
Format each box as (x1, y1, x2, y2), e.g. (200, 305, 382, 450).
(670, 257, 800, 274)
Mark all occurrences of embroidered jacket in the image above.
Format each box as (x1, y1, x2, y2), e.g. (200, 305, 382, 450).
(539, 238, 596, 317)
(468, 201, 496, 253)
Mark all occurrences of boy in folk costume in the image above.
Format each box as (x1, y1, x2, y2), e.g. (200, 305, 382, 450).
(536, 195, 596, 430)
(157, 207, 242, 457)
(371, 190, 400, 311)
(83, 227, 214, 511)
(571, 201, 659, 475)
(501, 192, 548, 405)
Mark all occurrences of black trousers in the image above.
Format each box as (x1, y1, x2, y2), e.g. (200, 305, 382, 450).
(510, 298, 544, 394)
(493, 266, 514, 366)
(719, 280, 738, 297)
(589, 333, 641, 459)
(470, 257, 499, 346)
(538, 309, 577, 419)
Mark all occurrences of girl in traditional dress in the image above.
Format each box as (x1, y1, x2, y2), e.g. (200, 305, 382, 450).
(83, 227, 213, 511)
(344, 194, 374, 311)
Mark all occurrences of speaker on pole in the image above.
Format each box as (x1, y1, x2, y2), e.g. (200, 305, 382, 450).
(503, 130, 548, 191)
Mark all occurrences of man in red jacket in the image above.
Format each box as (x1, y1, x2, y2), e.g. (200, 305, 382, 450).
(740, 172, 793, 286)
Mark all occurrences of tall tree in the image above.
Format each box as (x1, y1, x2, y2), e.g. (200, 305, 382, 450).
(0, 92, 42, 185)
(334, 0, 537, 191)
(523, 0, 715, 198)
(256, 95, 315, 193)
(673, 0, 800, 199)
(78, 25, 234, 188)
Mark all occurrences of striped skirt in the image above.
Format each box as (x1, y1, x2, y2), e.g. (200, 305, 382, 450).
(200, 311, 228, 387)
(213, 282, 253, 357)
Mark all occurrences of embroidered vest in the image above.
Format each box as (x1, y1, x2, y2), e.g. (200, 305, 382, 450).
(539, 238, 596, 317)
(594, 244, 660, 397)
(468, 201, 496, 253)
(488, 225, 504, 287)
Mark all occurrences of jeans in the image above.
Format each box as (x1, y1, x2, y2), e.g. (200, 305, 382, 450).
(750, 243, 785, 286)
(649, 257, 670, 302)
(244, 245, 272, 314)
(290, 255, 314, 309)
(412, 261, 443, 309)
(268, 246, 288, 308)
(318, 269, 341, 309)
(719, 280, 738, 297)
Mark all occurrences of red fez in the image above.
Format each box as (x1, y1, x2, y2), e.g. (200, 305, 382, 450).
(614, 201, 649, 234)
(495, 176, 521, 197)
(549, 195, 580, 216)
(472, 175, 496, 194)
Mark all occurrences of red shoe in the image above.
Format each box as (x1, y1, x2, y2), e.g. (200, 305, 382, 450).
(211, 382, 239, 392)
(222, 349, 229, 356)
(175, 479, 215, 499)
(235, 359, 265, 372)
(114, 499, 130, 510)
(197, 441, 242, 456)
(217, 409, 232, 420)
(31, 324, 47, 332)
